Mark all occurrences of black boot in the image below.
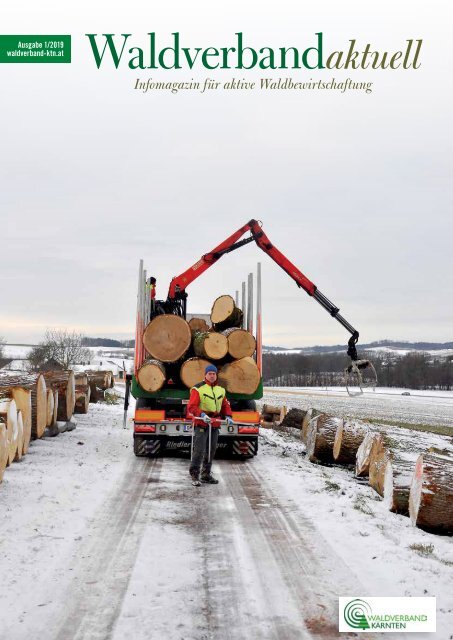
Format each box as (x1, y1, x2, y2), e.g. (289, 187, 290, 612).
(201, 474, 219, 484)
(190, 471, 201, 487)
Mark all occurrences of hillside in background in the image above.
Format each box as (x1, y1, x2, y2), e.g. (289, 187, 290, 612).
(263, 339, 453, 355)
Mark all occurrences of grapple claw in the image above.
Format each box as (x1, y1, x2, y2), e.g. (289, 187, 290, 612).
(345, 359, 377, 397)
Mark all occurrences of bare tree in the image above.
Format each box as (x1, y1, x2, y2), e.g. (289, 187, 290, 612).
(28, 329, 91, 370)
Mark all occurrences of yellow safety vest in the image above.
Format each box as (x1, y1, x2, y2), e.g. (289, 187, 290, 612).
(192, 383, 226, 414)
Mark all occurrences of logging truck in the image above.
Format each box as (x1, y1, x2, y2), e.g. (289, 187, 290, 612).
(128, 219, 376, 459)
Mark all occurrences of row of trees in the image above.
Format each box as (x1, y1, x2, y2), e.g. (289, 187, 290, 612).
(263, 351, 453, 390)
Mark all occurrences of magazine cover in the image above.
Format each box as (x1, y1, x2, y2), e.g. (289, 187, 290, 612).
(1, 1, 452, 638)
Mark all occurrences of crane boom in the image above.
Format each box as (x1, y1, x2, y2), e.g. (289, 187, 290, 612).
(167, 219, 360, 357)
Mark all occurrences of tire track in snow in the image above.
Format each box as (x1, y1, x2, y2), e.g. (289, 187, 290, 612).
(222, 460, 386, 639)
(53, 455, 162, 640)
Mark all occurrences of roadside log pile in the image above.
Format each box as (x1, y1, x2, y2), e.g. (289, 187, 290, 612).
(86, 370, 113, 403)
(0, 367, 114, 486)
(262, 399, 453, 535)
(44, 371, 76, 422)
(137, 296, 260, 395)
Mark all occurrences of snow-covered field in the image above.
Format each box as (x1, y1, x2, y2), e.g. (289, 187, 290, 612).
(0, 397, 452, 639)
(262, 387, 453, 429)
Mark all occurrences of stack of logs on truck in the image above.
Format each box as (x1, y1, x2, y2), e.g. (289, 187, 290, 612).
(0, 369, 114, 485)
(261, 406, 453, 536)
(136, 295, 260, 396)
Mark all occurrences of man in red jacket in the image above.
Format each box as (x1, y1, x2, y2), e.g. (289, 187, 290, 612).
(186, 364, 233, 485)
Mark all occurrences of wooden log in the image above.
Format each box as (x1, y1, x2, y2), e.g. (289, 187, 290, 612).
(369, 430, 426, 497)
(0, 421, 8, 482)
(52, 390, 58, 426)
(143, 315, 192, 363)
(88, 380, 103, 403)
(211, 295, 243, 331)
(193, 331, 228, 360)
(188, 317, 210, 333)
(369, 433, 398, 497)
(222, 327, 256, 359)
(383, 456, 415, 515)
(31, 374, 47, 439)
(0, 399, 19, 466)
(218, 357, 261, 394)
(409, 453, 453, 534)
(45, 371, 75, 422)
(46, 388, 55, 427)
(261, 420, 279, 429)
(137, 359, 166, 392)
(333, 420, 366, 465)
(355, 430, 379, 477)
(261, 404, 282, 417)
(280, 408, 306, 430)
(180, 357, 211, 389)
(74, 384, 90, 414)
(0, 386, 32, 455)
(0, 374, 46, 443)
(306, 413, 342, 464)
(301, 408, 321, 444)
(14, 412, 24, 462)
(75, 373, 88, 386)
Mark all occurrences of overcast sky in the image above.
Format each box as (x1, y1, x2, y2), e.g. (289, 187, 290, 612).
(1, 1, 452, 348)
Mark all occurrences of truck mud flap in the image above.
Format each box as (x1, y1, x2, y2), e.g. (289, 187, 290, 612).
(134, 436, 161, 457)
(217, 436, 258, 459)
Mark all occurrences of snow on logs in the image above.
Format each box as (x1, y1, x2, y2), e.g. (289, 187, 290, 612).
(301, 408, 321, 444)
(409, 453, 453, 534)
(333, 420, 366, 465)
(355, 430, 380, 478)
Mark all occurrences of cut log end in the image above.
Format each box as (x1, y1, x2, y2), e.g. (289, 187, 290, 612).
(218, 357, 260, 395)
(137, 360, 166, 393)
(143, 315, 192, 363)
(180, 358, 211, 389)
(409, 453, 453, 534)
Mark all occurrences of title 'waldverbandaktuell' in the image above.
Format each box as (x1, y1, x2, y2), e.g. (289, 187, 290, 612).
(85, 33, 422, 70)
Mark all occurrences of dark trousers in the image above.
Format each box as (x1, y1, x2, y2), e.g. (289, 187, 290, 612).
(190, 426, 219, 477)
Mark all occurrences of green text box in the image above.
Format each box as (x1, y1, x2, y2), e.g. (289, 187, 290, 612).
(0, 35, 71, 63)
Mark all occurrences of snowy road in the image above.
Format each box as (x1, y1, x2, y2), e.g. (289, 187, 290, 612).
(1, 402, 452, 639)
(49, 456, 365, 640)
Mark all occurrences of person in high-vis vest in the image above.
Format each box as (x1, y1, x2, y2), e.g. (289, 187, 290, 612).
(186, 364, 233, 484)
